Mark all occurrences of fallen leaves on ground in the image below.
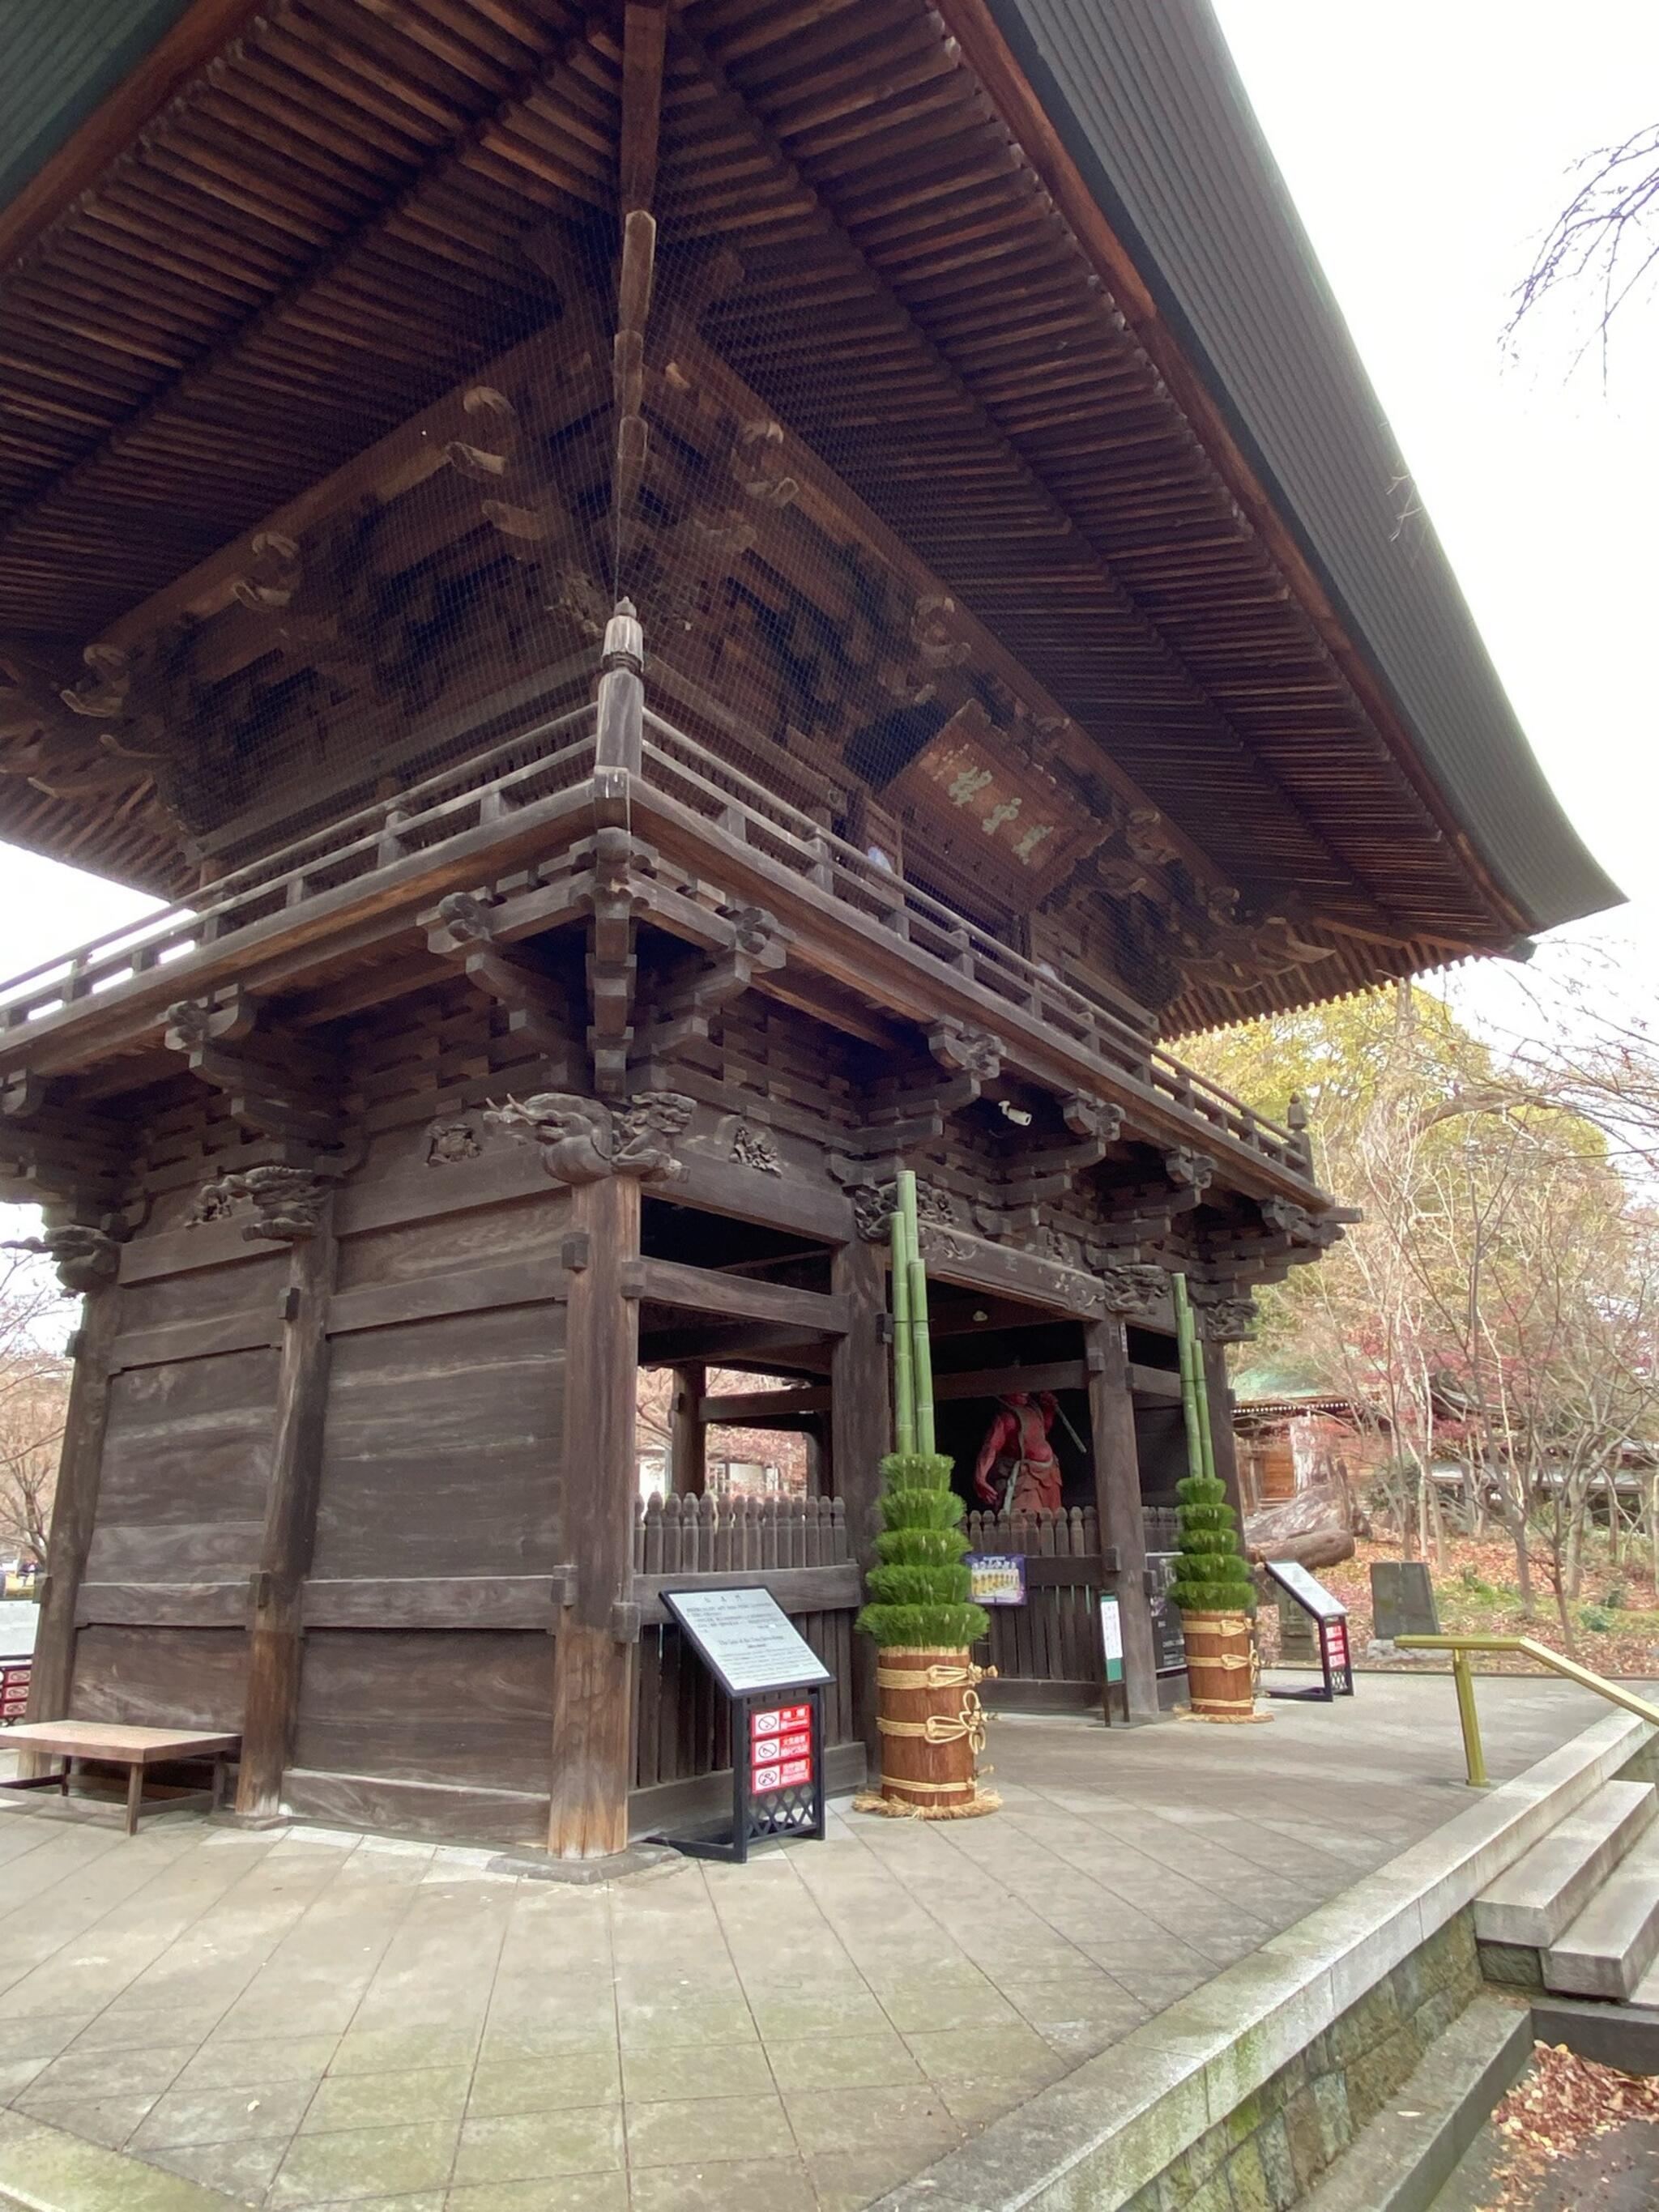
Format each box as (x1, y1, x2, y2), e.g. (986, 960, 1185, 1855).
(1478, 2041, 1659, 2207)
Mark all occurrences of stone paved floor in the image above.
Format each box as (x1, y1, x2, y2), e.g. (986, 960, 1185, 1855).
(0, 1675, 1625, 2211)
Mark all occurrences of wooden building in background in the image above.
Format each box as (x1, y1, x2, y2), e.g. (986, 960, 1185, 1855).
(0, 0, 1615, 1856)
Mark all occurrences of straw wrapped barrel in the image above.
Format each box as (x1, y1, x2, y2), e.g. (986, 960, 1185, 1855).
(1180, 1611, 1259, 1720)
(868, 1648, 998, 1818)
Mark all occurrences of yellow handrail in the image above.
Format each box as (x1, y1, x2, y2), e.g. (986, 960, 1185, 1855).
(1397, 1634, 1659, 1789)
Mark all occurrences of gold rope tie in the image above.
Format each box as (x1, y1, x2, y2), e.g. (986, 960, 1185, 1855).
(879, 1773, 983, 1794)
(876, 1690, 988, 1754)
(1189, 1653, 1252, 1673)
(876, 1663, 988, 1690)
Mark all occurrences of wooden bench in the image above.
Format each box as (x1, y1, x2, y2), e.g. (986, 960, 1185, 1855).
(0, 1722, 240, 1835)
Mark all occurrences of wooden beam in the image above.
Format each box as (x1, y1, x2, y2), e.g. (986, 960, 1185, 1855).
(701, 1384, 832, 1424)
(301, 1575, 569, 1630)
(547, 1173, 640, 1860)
(634, 1562, 859, 1627)
(1085, 1317, 1159, 1724)
(1203, 1340, 1247, 1523)
(236, 1203, 337, 1819)
(23, 1284, 122, 1758)
(626, 1255, 849, 1336)
(0, 0, 270, 271)
(619, 2, 669, 215)
(934, 0, 1526, 941)
(830, 1238, 888, 1765)
(669, 1363, 706, 1496)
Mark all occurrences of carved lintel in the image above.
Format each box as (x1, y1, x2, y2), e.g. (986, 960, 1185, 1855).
(426, 1117, 483, 1166)
(191, 1163, 333, 1243)
(485, 1090, 693, 1186)
(915, 1217, 1107, 1315)
(847, 1176, 960, 1242)
(1192, 1294, 1257, 1344)
(729, 1120, 783, 1175)
(1095, 1261, 1167, 1319)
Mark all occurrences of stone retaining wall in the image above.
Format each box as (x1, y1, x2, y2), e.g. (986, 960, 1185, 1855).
(1119, 1916, 1485, 2212)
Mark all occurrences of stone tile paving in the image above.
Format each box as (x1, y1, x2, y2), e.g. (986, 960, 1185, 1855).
(0, 1674, 1620, 2210)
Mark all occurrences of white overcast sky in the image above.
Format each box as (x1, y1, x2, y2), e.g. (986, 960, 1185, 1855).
(1, 1, 1654, 1029)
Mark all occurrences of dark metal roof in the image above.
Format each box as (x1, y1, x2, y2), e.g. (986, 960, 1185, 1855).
(0, 0, 193, 216)
(994, 0, 1622, 936)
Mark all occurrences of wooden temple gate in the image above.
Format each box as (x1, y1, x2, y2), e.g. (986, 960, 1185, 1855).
(23, 0, 1608, 1865)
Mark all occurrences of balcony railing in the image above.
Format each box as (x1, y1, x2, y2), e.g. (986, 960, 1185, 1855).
(0, 698, 1313, 1187)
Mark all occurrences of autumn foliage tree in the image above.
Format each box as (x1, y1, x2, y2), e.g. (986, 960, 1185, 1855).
(1185, 980, 1659, 1650)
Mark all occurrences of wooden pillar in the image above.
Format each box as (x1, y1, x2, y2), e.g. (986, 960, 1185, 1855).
(1203, 1340, 1247, 1524)
(23, 1281, 121, 1754)
(548, 1174, 640, 1859)
(670, 1363, 706, 1497)
(830, 1236, 889, 1766)
(237, 1206, 338, 1818)
(1085, 1315, 1159, 1724)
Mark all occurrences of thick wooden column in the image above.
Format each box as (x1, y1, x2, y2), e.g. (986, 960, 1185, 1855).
(1085, 1315, 1160, 1724)
(548, 1173, 640, 1859)
(1203, 1340, 1247, 1524)
(830, 1236, 889, 1765)
(23, 1281, 121, 1750)
(237, 1206, 338, 1818)
(670, 1363, 706, 1496)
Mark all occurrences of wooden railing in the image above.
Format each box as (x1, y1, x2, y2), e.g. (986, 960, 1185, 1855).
(0, 705, 599, 1034)
(0, 690, 1311, 1183)
(962, 1504, 1107, 1698)
(630, 1493, 857, 1805)
(640, 710, 1310, 1174)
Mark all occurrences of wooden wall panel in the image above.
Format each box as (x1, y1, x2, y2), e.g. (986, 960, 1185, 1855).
(83, 1346, 280, 1582)
(335, 1191, 570, 1292)
(70, 1627, 249, 1732)
(310, 1306, 564, 1581)
(117, 1251, 284, 1333)
(292, 1629, 555, 1796)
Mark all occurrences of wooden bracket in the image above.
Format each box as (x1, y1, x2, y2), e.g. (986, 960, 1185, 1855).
(561, 1231, 591, 1272)
(610, 1597, 642, 1644)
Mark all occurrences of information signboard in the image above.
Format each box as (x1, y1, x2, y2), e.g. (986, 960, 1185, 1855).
(660, 1587, 834, 1698)
(658, 1588, 832, 1862)
(1261, 1559, 1354, 1702)
(966, 1554, 1026, 1607)
(1145, 1552, 1188, 1676)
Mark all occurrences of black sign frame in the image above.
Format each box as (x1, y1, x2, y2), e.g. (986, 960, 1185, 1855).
(1145, 1551, 1188, 1677)
(1262, 1559, 1354, 1703)
(654, 1588, 832, 1864)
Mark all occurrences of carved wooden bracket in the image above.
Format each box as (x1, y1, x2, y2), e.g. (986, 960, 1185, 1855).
(426, 892, 577, 1076)
(164, 989, 340, 1150)
(1, 1221, 124, 1294)
(927, 1019, 1002, 1084)
(1163, 1148, 1216, 1195)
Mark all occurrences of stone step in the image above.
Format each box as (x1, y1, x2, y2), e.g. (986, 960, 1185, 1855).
(1475, 1779, 1657, 1950)
(1542, 1825, 1659, 2001)
(1298, 1996, 1533, 2212)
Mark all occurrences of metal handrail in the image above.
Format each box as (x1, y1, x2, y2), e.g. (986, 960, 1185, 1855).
(1397, 1634, 1659, 1788)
